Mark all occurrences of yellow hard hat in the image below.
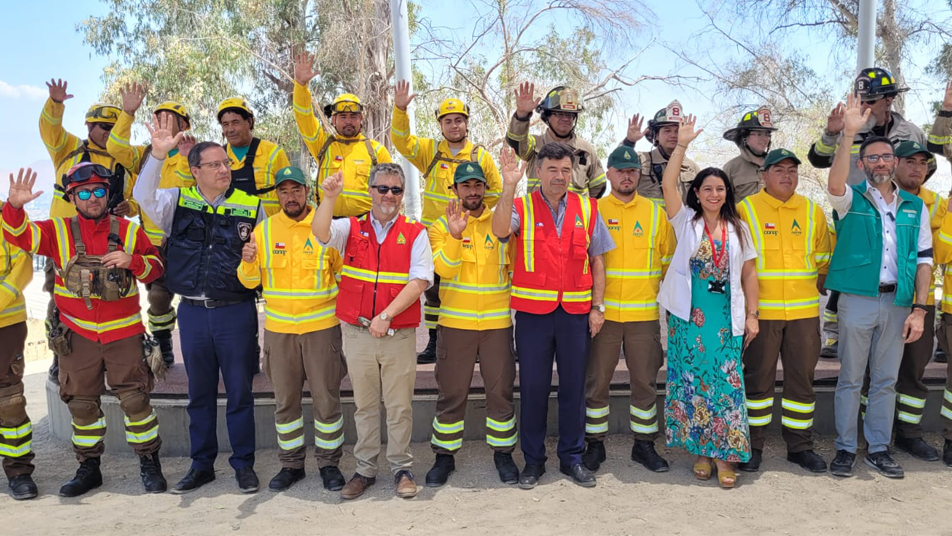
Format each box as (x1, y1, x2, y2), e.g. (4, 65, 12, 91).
(153, 101, 191, 125)
(217, 97, 254, 121)
(435, 98, 469, 120)
(85, 103, 121, 125)
(323, 93, 364, 117)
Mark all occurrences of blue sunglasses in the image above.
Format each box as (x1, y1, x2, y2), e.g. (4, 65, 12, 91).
(75, 187, 107, 201)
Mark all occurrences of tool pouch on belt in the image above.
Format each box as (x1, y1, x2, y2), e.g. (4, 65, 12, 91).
(46, 305, 72, 357)
(57, 217, 133, 310)
(143, 335, 166, 381)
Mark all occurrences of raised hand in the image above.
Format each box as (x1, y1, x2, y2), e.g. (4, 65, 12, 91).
(7, 168, 43, 209)
(293, 49, 319, 86)
(146, 113, 185, 159)
(242, 234, 257, 262)
(676, 114, 703, 147)
(445, 199, 469, 239)
(842, 92, 872, 136)
(178, 133, 197, 158)
(394, 80, 416, 111)
(943, 80, 952, 111)
(514, 82, 541, 117)
(499, 147, 527, 189)
(626, 113, 645, 144)
(45, 78, 74, 103)
(119, 81, 147, 115)
(322, 171, 344, 199)
(826, 102, 846, 134)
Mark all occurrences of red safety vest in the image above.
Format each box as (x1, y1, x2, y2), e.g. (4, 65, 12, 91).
(511, 190, 596, 314)
(336, 214, 425, 329)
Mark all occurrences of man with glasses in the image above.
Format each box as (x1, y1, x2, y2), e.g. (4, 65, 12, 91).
(133, 116, 264, 495)
(312, 163, 432, 501)
(809, 68, 937, 359)
(825, 94, 933, 480)
(3, 164, 166, 497)
(722, 107, 778, 202)
(507, 83, 606, 198)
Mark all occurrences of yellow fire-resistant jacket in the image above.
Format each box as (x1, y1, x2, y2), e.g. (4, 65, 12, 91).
(598, 194, 675, 322)
(225, 138, 290, 218)
(920, 188, 950, 311)
(40, 98, 137, 219)
(292, 82, 392, 218)
(0, 232, 32, 329)
(391, 107, 502, 227)
(237, 209, 342, 334)
(429, 206, 513, 330)
(737, 190, 832, 321)
(106, 111, 194, 245)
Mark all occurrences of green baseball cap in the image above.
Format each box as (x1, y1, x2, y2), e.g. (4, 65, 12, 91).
(275, 166, 307, 186)
(607, 146, 642, 170)
(894, 140, 931, 159)
(762, 148, 801, 170)
(453, 162, 487, 184)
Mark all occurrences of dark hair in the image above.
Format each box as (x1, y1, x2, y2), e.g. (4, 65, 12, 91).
(188, 141, 226, 169)
(858, 135, 893, 160)
(537, 142, 576, 166)
(685, 167, 748, 252)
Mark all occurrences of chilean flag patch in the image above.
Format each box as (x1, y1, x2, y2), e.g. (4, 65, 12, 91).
(275, 243, 286, 250)
(764, 223, 775, 230)
(608, 218, 619, 225)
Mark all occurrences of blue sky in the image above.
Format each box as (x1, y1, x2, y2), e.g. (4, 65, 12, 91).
(1, 0, 950, 193)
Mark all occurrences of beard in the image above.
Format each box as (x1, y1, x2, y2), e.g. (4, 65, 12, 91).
(377, 203, 398, 217)
(461, 197, 483, 211)
(443, 130, 467, 144)
(614, 183, 636, 196)
(77, 205, 106, 220)
(337, 124, 359, 137)
(865, 167, 893, 185)
(282, 202, 306, 219)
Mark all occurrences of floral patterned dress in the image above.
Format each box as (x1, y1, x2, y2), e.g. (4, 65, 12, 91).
(664, 234, 751, 463)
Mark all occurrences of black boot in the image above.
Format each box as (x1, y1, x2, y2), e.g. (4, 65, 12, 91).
(944, 440, 952, 467)
(493, 452, 519, 484)
(417, 329, 438, 364)
(8, 474, 38, 500)
(319, 466, 345, 491)
(935, 345, 948, 363)
(895, 436, 940, 462)
(738, 448, 763, 472)
(631, 440, 670, 472)
(153, 330, 175, 367)
(60, 457, 103, 497)
(582, 440, 606, 471)
(140, 453, 168, 493)
(269, 467, 306, 492)
(425, 454, 455, 487)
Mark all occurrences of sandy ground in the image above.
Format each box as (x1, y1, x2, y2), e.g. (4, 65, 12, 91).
(3, 360, 952, 536)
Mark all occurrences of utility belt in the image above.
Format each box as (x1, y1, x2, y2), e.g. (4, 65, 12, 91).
(56, 217, 134, 310)
(180, 297, 248, 309)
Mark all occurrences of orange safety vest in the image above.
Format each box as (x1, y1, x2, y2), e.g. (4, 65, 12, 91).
(336, 215, 425, 329)
(510, 190, 596, 314)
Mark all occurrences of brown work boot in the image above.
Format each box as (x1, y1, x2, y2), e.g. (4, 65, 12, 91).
(394, 470, 418, 499)
(340, 473, 375, 500)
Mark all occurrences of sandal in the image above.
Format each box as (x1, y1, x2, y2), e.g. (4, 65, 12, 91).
(714, 462, 736, 489)
(693, 458, 712, 480)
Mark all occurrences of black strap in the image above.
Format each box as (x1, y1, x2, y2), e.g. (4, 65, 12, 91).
(422, 144, 483, 178)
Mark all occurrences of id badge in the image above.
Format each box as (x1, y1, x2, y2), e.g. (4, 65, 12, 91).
(708, 280, 726, 294)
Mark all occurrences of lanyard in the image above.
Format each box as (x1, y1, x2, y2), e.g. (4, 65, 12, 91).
(704, 223, 726, 267)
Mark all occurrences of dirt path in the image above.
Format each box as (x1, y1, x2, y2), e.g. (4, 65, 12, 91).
(6, 365, 952, 536)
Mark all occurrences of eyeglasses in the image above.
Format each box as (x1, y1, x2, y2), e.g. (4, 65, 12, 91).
(372, 185, 404, 195)
(196, 159, 234, 170)
(75, 187, 107, 201)
(863, 154, 895, 163)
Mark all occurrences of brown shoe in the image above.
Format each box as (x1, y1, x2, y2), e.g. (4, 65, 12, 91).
(340, 473, 376, 500)
(394, 470, 418, 499)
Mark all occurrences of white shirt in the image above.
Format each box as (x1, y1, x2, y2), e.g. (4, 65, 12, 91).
(657, 207, 758, 337)
(827, 181, 933, 284)
(321, 214, 434, 288)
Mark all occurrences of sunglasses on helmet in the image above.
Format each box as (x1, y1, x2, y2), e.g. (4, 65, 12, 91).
(68, 164, 113, 184)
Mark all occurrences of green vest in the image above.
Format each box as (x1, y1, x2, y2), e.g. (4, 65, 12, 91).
(825, 182, 923, 307)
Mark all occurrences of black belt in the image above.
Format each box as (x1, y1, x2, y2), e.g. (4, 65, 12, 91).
(878, 283, 897, 293)
(181, 297, 248, 309)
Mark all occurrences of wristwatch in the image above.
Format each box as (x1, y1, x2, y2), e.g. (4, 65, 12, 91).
(593, 304, 606, 314)
(912, 304, 928, 313)
(380, 311, 391, 322)
(747, 309, 759, 318)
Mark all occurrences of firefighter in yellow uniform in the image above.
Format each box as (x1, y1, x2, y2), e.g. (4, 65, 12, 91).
(736, 149, 832, 473)
(932, 82, 952, 466)
(106, 82, 194, 366)
(292, 50, 392, 217)
(390, 80, 504, 362)
(39, 79, 137, 382)
(423, 162, 519, 487)
(238, 167, 349, 492)
(0, 220, 34, 500)
(217, 98, 291, 216)
(581, 146, 675, 473)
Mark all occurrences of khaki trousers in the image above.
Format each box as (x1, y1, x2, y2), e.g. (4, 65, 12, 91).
(263, 326, 347, 469)
(342, 323, 417, 478)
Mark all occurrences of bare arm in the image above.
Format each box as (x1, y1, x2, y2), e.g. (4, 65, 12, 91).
(662, 114, 702, 220)
(742, 258, 759, 349)
(312, 172, 342, 243)
(588, 254, 606, 337)
(828, 93, 871, 196)
(493, 147, 526, 238)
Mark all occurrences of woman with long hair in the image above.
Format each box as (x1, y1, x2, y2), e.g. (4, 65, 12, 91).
(657, 115, 760, 489)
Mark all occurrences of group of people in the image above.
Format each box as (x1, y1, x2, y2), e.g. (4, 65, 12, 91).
(1, 59, 952, 503)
